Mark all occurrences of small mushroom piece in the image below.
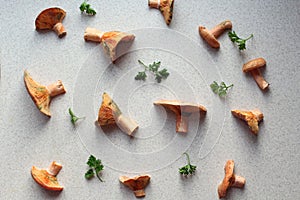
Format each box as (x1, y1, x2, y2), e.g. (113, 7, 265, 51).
(96, 93, 138, 136)
(119, 175, 151, 198)
(148, 0, 174, 25)
(199, 20, 232, 48)
(31, 161, 63, 191)
(154, 100, 207, 133)
(218, 160, 245, 199)
(84, 27, 135, 62)
(35, 7, 67, 38)
(24, 70, 66, 117)
(231, 109, 264, 135)
(243, 58, 269, 90)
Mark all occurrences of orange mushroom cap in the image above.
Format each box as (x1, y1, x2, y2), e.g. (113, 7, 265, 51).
(97, 92, 122, 126)
(31, 161, 63, 191)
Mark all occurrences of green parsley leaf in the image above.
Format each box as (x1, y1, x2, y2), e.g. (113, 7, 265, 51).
(135, 60, 170, 83)
(228, 31, 253, 50)
(179, 153, 197, 176)
(68, 108, 85, 125)
(210, 81, 233, 97)
(85, 169, 95, 179)
(80, 1, 96, 16)
(135, 71, 147, 81)
(85, 155, 104, 182)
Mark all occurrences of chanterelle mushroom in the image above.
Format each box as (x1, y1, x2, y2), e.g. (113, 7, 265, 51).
(84, 27, 135, 62)
(148, 0, 174, 25)
(96, 92, 138, 136)
(24, 70, 66, 117)
(154, 100, 207, 133)
(199, 20, 232, 48)
(119, 175, 151, 198)
(231, 109, 264, 135)
(218, 160, 245, 199)
(31, 161, 63, 191)
(35, 7, 67, 38)
(243, 58, 269, 90)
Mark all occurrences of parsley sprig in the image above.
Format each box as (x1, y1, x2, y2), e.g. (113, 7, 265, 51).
(80, 1, 97, 16)
(210, 81, 233, 97)
(85, 155, 104, 182)
(68, 108, 85, 125)
(135, 60, 170, 83)
(179, 153, 197, 176)
(228, 31, 253, 50)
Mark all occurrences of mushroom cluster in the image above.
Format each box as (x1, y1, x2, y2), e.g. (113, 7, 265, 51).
(26, 2, 271, 199)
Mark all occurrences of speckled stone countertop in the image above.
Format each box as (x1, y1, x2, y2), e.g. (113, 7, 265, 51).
(0, 0, 299, 199)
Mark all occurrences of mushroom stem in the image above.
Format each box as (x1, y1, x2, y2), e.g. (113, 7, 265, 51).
(46, 80, 66, 97)
(232, 175, 246, 188)
(116, 114, 139, 136)
(134, 189, 146, 197)
(84, 27, 104, 42)
(148, 0, 160, 8)
(250, 69, 269, 90)
(47, 161, 62, 176)
(53, 22, 67, 38)
(176, 114, 190, 133)
(210, 20, 232, 38)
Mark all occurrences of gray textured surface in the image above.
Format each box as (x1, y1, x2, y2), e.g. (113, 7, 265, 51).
(0, 0, 299, 199)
